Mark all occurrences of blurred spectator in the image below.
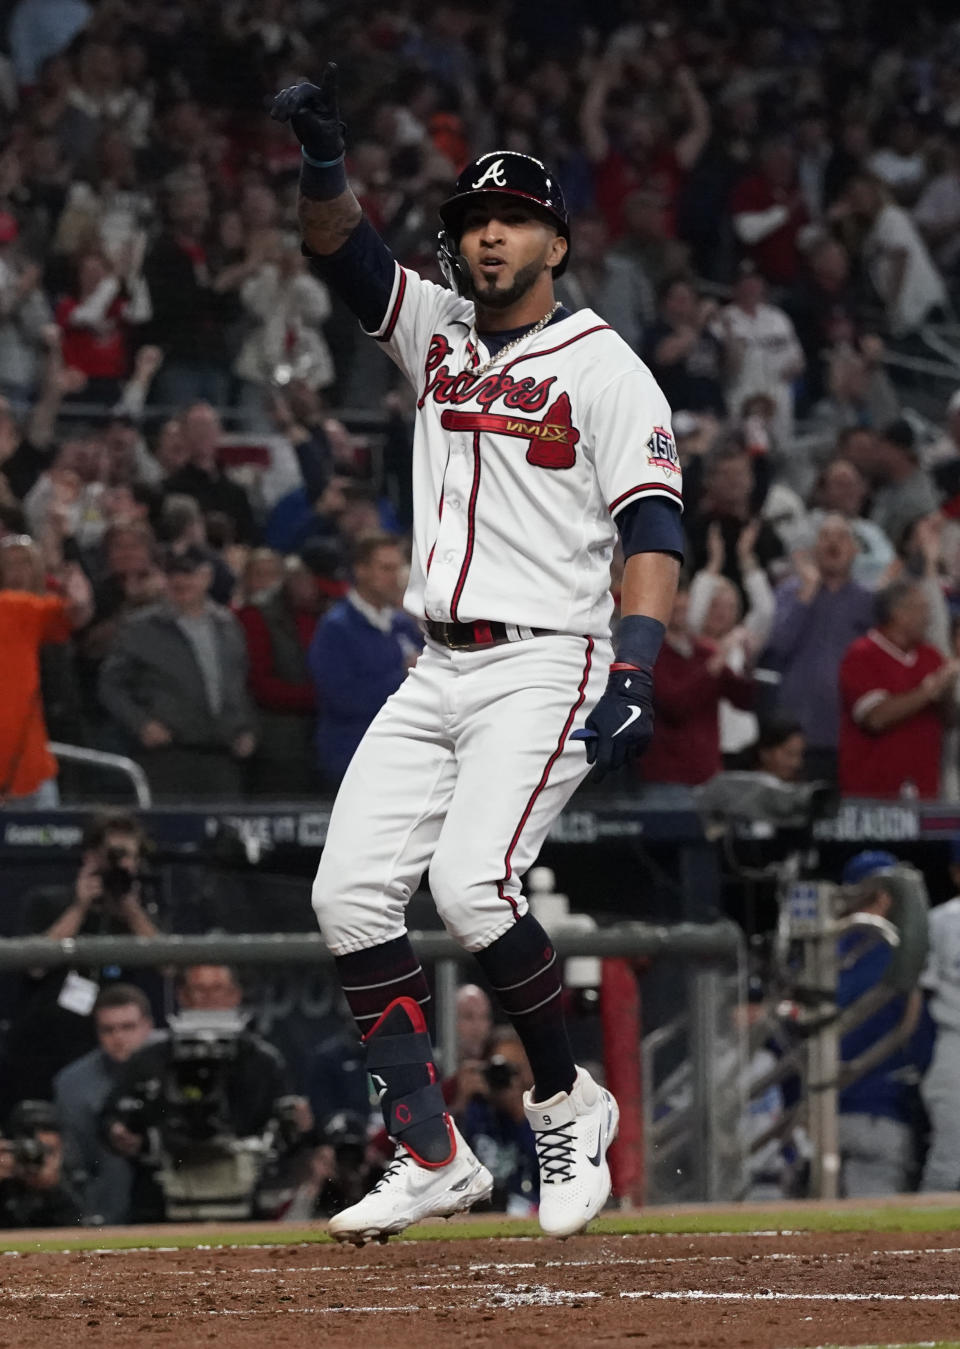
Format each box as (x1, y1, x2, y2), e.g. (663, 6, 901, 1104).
(53, 983, 155, 1224)
(0, 535, 92, 806)
(98, 545, 257, 800)
(926, 388, 960, 471)
(920, 841, 960, 1191)
(143, 178, 233, 408)
(786, 237, 864, 408)
(867, 117, 928, 205)
(643, 276, 724, 416)
(713, 261, 805, 448)
(0, 810, 159, 1116)
(282, 1110, 375, 1222)
(612, 187, 689, 289)
(811, 336, 901, 450)
(237, 556, 325, 797)
(0, 211, 53, 408)
(685, 445, 784, 591)
(460, 1028, 539, 1216)
(730, 137, 810, 285)
(913, 141, 960, 280)
(0, 1099, 83, 1228)
(838, 579, 959, 799)
(555, 211, 653, 351)
(639, 581, 755, 794)
(852, 418, 940, 551)
(445, 983, 495, 1119)
(162, 402, 258, 545)
(156, 493, 234, 605)
(308, 533, 422, 786)
(235, 546, 284, 607)
(581, 47, 710, 242)
(54, 244, 151, 406)
(839, 174, 947, 338)
(688, 519, 774, 758)
(234, 232, 334, 429)
(807, 450, 896, 590)
(837, 852, 934, 1197)
(745, 716, 806, 783)
(764, 515, 874, 781)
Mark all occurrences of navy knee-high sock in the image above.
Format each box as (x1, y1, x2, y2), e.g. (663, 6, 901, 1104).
(334, 932, 431, 1037)
(334, 934, 453, 1164)
(473, 913, 576, 1102)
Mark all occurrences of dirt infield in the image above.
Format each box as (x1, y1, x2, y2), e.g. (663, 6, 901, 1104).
(2, 1226, 960, 1349)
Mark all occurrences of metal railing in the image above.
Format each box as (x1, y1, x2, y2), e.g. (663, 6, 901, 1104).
(0, 920, 746, 1204)
(49, 742, 152, 808)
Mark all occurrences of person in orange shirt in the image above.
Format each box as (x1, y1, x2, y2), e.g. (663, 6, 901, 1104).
(0, 535, 93, 807)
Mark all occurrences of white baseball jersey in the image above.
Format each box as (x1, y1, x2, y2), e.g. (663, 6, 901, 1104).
(713, 300, 802, 446)
(367, 264, 682, 637)
(922, 896, 960, 1033)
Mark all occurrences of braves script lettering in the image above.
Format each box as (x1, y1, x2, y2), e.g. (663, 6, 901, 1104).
(420, 333, 556, 414)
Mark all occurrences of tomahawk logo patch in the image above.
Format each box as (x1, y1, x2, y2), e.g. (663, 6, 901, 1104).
(646, 426, 680, 474)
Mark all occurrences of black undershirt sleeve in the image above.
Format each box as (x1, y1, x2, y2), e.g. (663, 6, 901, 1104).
(615, 497, 685, 562)
(305, 217, 399, 333)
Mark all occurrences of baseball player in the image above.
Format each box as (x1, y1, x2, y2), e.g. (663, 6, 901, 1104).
(271, 67, 683, 1243)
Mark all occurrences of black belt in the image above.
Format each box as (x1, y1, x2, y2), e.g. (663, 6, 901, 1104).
(426, 619, 555, 650)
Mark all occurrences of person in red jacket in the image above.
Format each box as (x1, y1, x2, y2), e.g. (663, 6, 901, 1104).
(638, 581, 755, 794)
(838, 579, 959, 799)
(236, 556, 333, 796)
(730, 138, 810, 285)
(55, 248, 151, 406)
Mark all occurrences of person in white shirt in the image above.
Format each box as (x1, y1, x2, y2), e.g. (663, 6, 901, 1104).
(914, 142, 960, 276)
(867, 117, 929, 205)
(842, 174, 947, 338)
(713, 262, 805, 448)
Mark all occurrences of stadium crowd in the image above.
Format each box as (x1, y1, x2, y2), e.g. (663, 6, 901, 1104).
(5, 0, 960, 1217)
(2, 1, 960, 802)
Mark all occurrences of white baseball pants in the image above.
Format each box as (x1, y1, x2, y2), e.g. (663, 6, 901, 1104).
(312, 632, 610, 954)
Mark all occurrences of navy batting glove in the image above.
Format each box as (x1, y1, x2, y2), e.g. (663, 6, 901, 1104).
(270, 64, 345, 163)
(572, 664, 655, 780)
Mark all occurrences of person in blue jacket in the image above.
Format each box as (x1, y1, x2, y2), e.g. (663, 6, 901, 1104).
(308, 532, 422, 785)
(837, 850, 935, 1196)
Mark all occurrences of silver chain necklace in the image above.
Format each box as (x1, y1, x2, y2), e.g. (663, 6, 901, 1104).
(466, 301, 561, 379)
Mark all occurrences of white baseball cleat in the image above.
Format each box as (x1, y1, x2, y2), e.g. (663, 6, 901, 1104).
(327, 1123, 493, 1245)
(524, 1066, 619, 1238)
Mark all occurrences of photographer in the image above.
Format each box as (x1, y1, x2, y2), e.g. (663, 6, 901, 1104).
(0, 1101, 83, 1229)
(0, 811, 160, 1116)
(54, 985, 156, 1224)
(100, 965, 311, 1221)
(281, 1110, 375, 1222)
(459, 1030, 540, 1217)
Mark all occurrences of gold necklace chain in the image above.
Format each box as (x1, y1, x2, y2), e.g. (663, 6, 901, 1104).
(466, 301, 561, 379)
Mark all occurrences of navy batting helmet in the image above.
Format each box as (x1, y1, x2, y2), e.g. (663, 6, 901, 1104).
(437, 150, 570, 292)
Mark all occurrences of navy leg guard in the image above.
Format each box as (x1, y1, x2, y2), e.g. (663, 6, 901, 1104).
(364, 996, 455, 1167)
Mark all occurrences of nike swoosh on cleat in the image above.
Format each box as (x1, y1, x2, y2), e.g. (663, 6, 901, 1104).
(611, 706, 641, 737)
(586, 1131, 603, 1166)
(450, 1166, 480, 1192)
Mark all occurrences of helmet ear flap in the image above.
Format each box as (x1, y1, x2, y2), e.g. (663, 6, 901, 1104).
(436, 230, 473, 296)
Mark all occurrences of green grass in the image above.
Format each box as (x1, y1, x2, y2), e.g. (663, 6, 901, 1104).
(3, 1203, 959, 1255)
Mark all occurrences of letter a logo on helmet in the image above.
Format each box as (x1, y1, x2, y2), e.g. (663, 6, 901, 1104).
(471, 158, 508, 189)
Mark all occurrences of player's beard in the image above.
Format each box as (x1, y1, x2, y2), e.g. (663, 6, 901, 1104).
(466, 256, 546, 311)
